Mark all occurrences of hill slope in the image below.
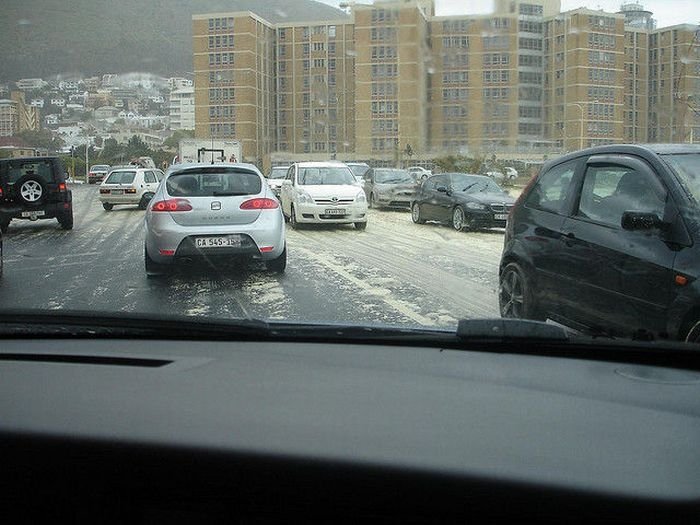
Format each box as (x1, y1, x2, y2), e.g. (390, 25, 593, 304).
(0, 0, 348, 80)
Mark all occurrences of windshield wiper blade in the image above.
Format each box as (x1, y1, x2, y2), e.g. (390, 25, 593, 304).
(462, 183, 478, 192)
(457, 319, 569, 341)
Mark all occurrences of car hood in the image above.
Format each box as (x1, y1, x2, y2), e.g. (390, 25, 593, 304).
(374, 183, 418, 192)
(301, 185, 361, 198)
(457, 191, 515, 204)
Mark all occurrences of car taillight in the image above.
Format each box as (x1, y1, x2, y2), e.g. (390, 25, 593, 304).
(125, 188, 137, 194)
(151, 198, 192, 212)
(99, 188, 109, 194)
(240, 198, 279, 210)
(58, 182, 66, 192)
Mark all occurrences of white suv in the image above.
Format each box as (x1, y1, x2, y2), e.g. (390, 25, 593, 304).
(99, 167, 164, 211)
(279, 162, 368, 230)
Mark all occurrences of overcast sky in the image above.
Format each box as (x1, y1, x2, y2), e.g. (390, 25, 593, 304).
(318, 1, 700, 28)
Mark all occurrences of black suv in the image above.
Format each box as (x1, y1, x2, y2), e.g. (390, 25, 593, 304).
(500, 144, 700, 343)
(0, 156, 73, 232)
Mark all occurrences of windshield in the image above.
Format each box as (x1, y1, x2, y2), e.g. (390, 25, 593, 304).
(661, 154, 700, 203)
(348, 164, 370, 178)
(298, 167, 355, 186)
(104, 171, 136, 185)
(269, 167, 288, 179)
(451, 175, 505, 194)
(374, 170, 414, 184)
(2, 0, 700, 350)
(167, 168, 262, 196)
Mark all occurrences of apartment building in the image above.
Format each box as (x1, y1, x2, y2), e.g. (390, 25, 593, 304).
(169, 86, 195, 131)
(0, 99, 18, 137)
(193, 0, 699, 164)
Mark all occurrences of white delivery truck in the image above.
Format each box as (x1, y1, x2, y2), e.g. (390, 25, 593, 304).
(177, 139, 242, 164)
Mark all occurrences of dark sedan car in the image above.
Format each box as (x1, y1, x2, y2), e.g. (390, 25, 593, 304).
(499, 143, 700, 343)
(411, 173, 515, 231)
(363, 168, 417, 209)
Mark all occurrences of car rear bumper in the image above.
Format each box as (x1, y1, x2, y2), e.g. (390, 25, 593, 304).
(145, 210, 285, 265)
(0, 199, 72, 220)
(99, 192, 145, 204)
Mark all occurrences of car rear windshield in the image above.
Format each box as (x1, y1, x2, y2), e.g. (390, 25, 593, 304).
(661, 153, 700, 204)
(105, 171, 136, 185)
(167, 168, 262, 197)
(298, 167, 355, 185)
(374, 170, 414, 184)
(269, 167, 288, 179)
(90, 165, 110, 171)
(2, 159, 58, 184)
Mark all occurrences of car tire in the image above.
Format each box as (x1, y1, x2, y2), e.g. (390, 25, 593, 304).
(138, 193, 154, 210)
(265, 244, 287, 273)
(102, 202, 114, 211)
(411, 203, 426, 224)
(144, 245, 167, 277)
(355, 221, 367, 231)
(452, 206, 466, 232)
(58, 211, 73, 230)
(0, 218, 10, 233)
(289, 205, 300, 230)
(499, 262, 545, 321)
(14, 175, 47, 206)
(684, 320, 700, 343)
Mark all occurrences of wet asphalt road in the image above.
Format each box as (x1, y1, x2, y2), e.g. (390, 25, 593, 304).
(0, 185, 505, 328)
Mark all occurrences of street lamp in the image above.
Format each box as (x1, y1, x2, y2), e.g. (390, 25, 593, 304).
(567, 102, 584, 151)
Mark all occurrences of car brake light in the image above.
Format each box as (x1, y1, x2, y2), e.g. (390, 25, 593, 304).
(125, 188, 137, 194)
(151, 198, 193, 212)
(159, 249, 175, 256)
(58, 182, 66, 192)
(240, 198, 279, 210)
(0, 187, 3, 197)
(259, 246, 274, 253)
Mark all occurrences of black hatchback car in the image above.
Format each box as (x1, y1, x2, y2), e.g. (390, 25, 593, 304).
(411, 173, 515, 231)
(0, 157, 73, 232)
(500, 144, 700, 343)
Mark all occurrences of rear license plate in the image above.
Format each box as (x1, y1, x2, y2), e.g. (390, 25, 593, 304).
(111, 189, 124, 195)
(21, 210, 45, 218)
(324, 208, 346, 215)
(494, 213, 508, 220)
(195, 236, 242, 248)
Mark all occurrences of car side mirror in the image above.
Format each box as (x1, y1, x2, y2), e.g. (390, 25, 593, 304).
(436, 186, 448, 193)
(621, 211, 666, 231)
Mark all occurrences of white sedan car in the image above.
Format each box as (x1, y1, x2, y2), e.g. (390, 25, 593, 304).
(280, 162, 368, 230)
(144, 163, 286, 276)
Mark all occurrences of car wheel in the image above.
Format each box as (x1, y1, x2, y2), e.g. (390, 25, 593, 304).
(58, 211, 73, 230)
(0, 219, 10, 233)
(265, 244, 287, 273)
(355, 221, 367, 231)
(138, 193, 154, 210)
(144, 245, 167, 277)
(684, 320, 700, 343)
(452, 207, 466, 232)
(102, 202, 113, 211)
(499, 262, 544, 321)
(411, 202, 425, 224)
(289, 205, 300, 229)
(14, 175, 46, 206)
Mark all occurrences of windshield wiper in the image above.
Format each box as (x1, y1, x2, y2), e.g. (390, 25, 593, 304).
(462, 183, 478, 192)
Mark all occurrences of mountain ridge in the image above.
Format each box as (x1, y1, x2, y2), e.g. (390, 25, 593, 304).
(0, 0, 348, 80)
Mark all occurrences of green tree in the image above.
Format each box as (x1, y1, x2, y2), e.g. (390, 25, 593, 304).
(163, 129, 194, 150)
(15, 129, 64, 152)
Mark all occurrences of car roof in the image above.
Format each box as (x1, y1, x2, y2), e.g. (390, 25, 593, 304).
(295, 161, 350, 168)
(167, 162, 262, 175)
(541, 143, 700, 172)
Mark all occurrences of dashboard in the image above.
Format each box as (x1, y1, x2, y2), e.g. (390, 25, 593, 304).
(2, 337, 700, 522)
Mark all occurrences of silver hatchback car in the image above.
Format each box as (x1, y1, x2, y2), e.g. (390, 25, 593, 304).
(144, 163, 286, 275)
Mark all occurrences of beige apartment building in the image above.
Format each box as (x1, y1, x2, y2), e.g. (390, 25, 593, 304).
(192, 0, 700, 165)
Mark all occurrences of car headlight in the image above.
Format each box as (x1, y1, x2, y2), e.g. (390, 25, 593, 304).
(355, 191, 367, 203)
(298, 191, 313, 204)
(465, 201, 486, 210)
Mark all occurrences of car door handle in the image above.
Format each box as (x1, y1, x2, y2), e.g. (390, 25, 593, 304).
(562, 232, 576, 247)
